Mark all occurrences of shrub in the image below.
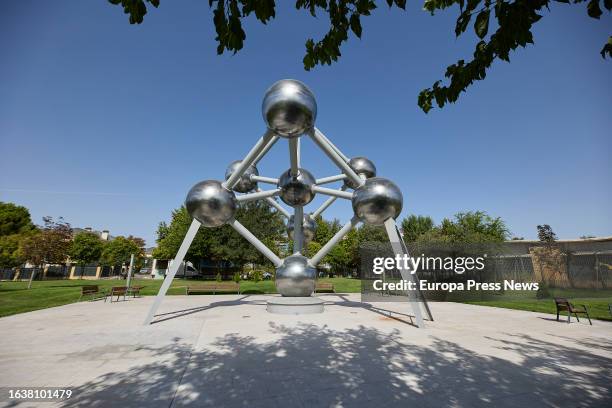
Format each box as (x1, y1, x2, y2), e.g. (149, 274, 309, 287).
(232, 272, 241, 283)
(252, 270, 262, 284)
(216, 272, 222, 282)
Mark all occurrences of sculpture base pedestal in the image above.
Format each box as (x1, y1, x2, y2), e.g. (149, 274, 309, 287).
(266, 296, 325, 314)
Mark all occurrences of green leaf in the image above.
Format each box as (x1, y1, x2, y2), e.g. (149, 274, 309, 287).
(587, 0, 603, 18)
(474, 9, 490, 39)
(350, 14, 362, 38)
(601, 36, 612, 58)
(455, 11, 471, 37)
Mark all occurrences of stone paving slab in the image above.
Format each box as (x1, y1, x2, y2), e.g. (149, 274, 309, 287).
(0, 294, 610, 407)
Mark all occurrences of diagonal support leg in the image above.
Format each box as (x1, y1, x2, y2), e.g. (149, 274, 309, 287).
(224, 130, 278, 189)
(384, 218, 425, 328)
(394, 224, 434, 322)
(144, 219, 201, 325)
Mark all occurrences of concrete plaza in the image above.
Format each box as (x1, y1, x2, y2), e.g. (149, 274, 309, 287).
(0, 294, 610, 407)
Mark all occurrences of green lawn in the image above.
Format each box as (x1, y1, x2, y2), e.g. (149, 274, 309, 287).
(0, 277, 361, 318)
(1, 278, 610, 322)
(464, 298, 612, 321)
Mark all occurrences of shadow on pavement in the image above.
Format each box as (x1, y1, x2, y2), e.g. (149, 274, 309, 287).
(9, 322, 608, 408)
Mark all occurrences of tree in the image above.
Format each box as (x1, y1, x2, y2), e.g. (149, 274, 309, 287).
(0, 202, 36, 268)
(108, 0, 611, 112)
(19, 217, 72, 288)
(436, 211, 509, 243)
(153, 201, 284, 270)
(401, 215, 434, 242)
(152, 207, 219, 262)
(217, 200, 285, 267)
(537, 224, 557, 244)
(69, 231, 104, 270)
(0, 202, 35, 236)
(0, 234, 27, 268)
(357, 224, 389, 243)
(101, 236, 142, 267)
(406, 211, 508, 243)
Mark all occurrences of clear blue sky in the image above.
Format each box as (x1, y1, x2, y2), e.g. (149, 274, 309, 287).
(0, 1, 610, 246)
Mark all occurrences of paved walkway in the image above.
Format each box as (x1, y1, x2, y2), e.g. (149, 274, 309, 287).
(0, 294, 610, 407)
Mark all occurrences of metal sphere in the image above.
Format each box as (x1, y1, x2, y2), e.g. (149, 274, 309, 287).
(344, 156, 377, 189)
(275, 254, 316, 297)
(185, 180, 237, 227)
(224, 160, 259, 193)
(278, 168, 316, 206)
(352, 177, 403, 226)
(287, 214, 316, 243)
(262, 79, 317, 138)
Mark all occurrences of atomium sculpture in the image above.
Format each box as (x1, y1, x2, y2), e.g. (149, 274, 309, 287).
(144, 79, 432, 326)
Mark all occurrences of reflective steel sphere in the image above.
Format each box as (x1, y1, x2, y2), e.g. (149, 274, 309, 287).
(287, 214, 316, 243)
(185, 180, 237, 227)
(278, 168, 316, 206)
(262, 79, 317, 138)
(224, 160, 259, 193)
(352, 177, 403, 226)
(344, 156, 377, 189)
(275, 254, 316, 297)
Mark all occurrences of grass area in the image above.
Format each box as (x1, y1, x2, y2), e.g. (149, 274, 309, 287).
(0, 277, 360, 318)
(464, 298, 612, 321)
(443, 288, 612, 321)
(1, 278, 610, 322)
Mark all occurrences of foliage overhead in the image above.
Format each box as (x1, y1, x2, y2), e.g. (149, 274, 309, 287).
(108, 0, 610, 112)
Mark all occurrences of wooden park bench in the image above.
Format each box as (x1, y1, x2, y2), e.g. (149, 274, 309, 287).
(315, 282, 335, 293)
(127, 285, 145, 298)
(555, 298, 592, 325)
(105, 286, 128, 303)
(186, 282, 240, 295)
(80, 285, 106, 301)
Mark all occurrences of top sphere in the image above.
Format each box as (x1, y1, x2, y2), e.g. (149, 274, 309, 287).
(185, 180, 237, 228)
(224, 160, 258, 193)
(262, 79, 317, 138)
(344, 156, 377, 189)
(352, 177, 402, 226)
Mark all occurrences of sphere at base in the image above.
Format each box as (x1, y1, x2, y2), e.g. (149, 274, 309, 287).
(224, 160, 258, 193)
(352, 177, 402, 226)
(185, 180, 237, 227)
(344, 156, 377, 189)
(287, 214, 316, 243)
(262, 79, 317, 138)
(278, 168, 316, 206)
(275, 254, 316, 297)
